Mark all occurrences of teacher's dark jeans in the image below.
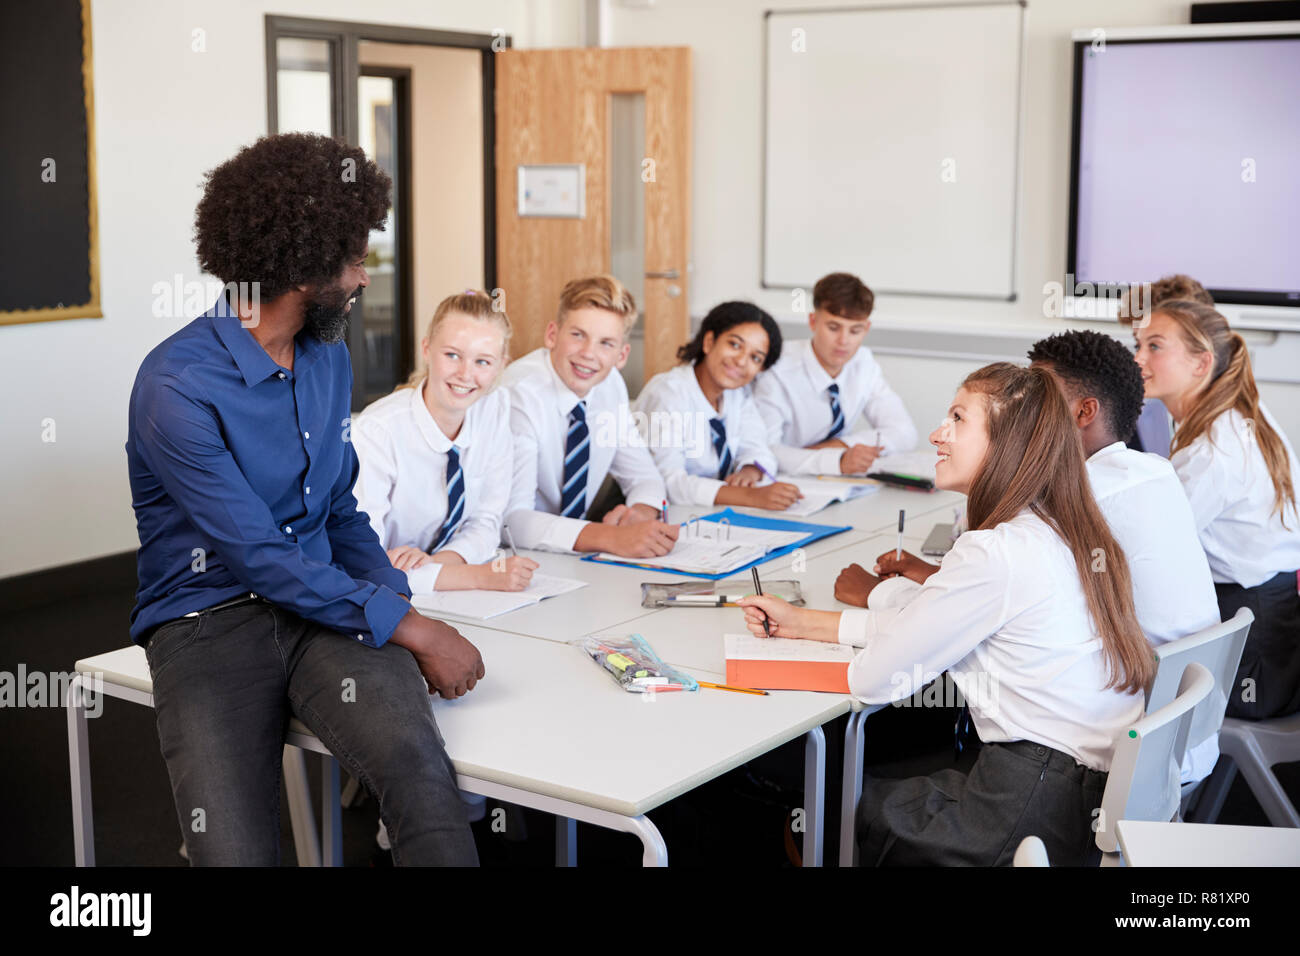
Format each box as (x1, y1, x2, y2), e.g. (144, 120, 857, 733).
(145, 600, 478, 866)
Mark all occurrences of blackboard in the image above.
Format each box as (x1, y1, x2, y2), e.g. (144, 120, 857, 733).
(0, 0, 100, 324)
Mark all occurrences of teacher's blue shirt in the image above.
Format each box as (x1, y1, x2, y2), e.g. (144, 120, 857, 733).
(126, 297, 412, 646)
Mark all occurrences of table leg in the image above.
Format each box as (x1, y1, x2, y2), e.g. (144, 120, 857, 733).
(556, 817, 577, 866)
(66, 674, 95, 867)
(803, 725, 826, 867)
(839, 710, 866, 867)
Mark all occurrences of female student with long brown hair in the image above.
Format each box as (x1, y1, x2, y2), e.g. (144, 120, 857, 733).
(1131, 300, 1300, 720)
(738, 363, 1154, 866)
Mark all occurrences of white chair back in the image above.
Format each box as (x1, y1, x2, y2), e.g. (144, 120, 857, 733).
(1146, 607, 1252, 755)
(1097, 661, 1215, 855)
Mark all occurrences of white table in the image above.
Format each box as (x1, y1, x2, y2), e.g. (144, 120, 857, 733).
(67, 628, 848, 867)
(1115, 820, 1300, 867)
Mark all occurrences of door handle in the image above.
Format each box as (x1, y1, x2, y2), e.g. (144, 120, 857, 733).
(644, 269, 680, 280)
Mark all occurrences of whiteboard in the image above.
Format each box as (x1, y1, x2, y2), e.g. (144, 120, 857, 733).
(763, 2, 1026, 299)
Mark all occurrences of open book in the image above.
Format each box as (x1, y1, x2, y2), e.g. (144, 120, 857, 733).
(411, 573, 587, 621)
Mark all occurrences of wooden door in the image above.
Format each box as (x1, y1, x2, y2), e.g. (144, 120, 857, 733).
(495, 47, 691, 381)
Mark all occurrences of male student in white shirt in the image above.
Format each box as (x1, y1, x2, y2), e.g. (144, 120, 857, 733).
(753, 272, 917, 476)
(501, 275, 679, 557)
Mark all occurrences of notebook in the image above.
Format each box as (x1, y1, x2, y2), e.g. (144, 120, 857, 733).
(723, 632, 854, 693)
(411, 573, 587, 621)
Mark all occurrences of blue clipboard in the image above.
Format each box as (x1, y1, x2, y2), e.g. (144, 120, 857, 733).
(580, 507, 851, 579)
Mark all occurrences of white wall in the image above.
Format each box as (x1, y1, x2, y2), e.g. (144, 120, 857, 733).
(605, 0, 1300, 438)
(0, 0, 582, 579)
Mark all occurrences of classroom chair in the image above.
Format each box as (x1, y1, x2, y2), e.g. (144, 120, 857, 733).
(1188, 712, 1300, 828)
(1144, 608, 1253, 814)
(1095, 662, 1216, 866)
(1012, 835, 1050, 867)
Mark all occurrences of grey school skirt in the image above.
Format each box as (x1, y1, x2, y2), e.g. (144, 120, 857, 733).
(856, 739, 1107, 867)
(1218, 570, 1300, 720)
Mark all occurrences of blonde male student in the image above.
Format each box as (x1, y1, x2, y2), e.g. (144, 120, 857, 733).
(501, 275, 679, 558)
(634, 301, 802, 511)
(1130, 299, 1300, 720)
(754, 272, 917, 476)
(351, 290, 536, 594)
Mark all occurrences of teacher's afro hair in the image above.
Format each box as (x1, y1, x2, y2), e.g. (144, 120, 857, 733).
(194, 133, 391, 302)
(1027, 330, 1146, 442)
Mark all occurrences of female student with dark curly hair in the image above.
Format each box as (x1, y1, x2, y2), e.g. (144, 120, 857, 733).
(633, 301, 802, 511)
(739, 363, 1154, 866)
(1131, 300, 1300, 720)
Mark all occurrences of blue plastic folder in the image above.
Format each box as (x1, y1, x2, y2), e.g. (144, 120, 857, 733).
(581, 508, 851, 579)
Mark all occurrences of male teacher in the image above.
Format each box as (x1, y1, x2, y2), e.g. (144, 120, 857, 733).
(126, 132, 482, 865)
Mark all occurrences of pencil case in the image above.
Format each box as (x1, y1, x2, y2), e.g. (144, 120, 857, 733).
(640, 578, 805, 609)
(572, 633, 699, 693)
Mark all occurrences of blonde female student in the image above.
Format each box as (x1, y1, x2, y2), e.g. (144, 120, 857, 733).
(739, 364, 1154, 867)
(1131, 300, 1300, 720)
(352, 290, 537, 595)
(633, 301, 802, 511)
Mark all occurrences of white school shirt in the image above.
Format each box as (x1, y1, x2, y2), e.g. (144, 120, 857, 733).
(350, 381, 512, 593)
(752, 339, 918, 475)
(1171, 406, 1300, 588)
(501, 347, 666, 552)
(632, 363, 779, 507)
(840, 511, 1145, 772)
(1087, 441, 1222, 784)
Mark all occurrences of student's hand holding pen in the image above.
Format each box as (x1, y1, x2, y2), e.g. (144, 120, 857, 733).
(839, 443, 882, 475)
(611, 520, 680, 557)
(736, 594, 841, 643)
(873, 549, 939, 584)
(747, 482, 803, 511)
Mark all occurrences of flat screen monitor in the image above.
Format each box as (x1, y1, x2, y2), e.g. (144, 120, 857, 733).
(1068, 27, 1300, 308)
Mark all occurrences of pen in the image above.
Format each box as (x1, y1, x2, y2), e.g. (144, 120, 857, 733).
(660, 498, 668, 523)
(751, 566, 771, 637)
(698, 681, 769, 696)
(503, 525, 518, 558)
(897, 509, 905, 560)
(752, 461, 775, 482)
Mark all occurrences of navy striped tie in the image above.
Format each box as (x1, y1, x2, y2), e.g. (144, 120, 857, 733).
(561, 401, 589, 519)
(825, 383, 845, 442)
(431, 445, 465, 552)
(710, 417, 733, 479)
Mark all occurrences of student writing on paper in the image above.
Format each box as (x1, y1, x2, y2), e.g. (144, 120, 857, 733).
(754, 272, 917, 475)
(1119, 274, 1216, 457)
(1129, 300, 1300, 720)
(739, 363, 1154, 866)
(351, 291, 538, 594)
(501, 275, 679, 557)
(634, 301, 802, 511)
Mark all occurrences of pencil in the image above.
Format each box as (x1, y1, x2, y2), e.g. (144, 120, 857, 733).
(698, 681, 769, 696)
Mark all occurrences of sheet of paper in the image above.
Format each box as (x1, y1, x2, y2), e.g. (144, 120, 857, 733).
(412, 573, 587, 621)
(780, 475, 878, 516)
(724, 632, 858, 663)
(597, 523, 806, 574)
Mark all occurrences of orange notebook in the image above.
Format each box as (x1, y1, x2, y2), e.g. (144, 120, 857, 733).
(723, 633, 853, 693)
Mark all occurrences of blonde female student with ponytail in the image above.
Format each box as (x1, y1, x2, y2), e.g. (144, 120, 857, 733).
(351, 291, 538, 596)
(1130, 300, 1300, 720)
(738, 364, 1154, 866)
